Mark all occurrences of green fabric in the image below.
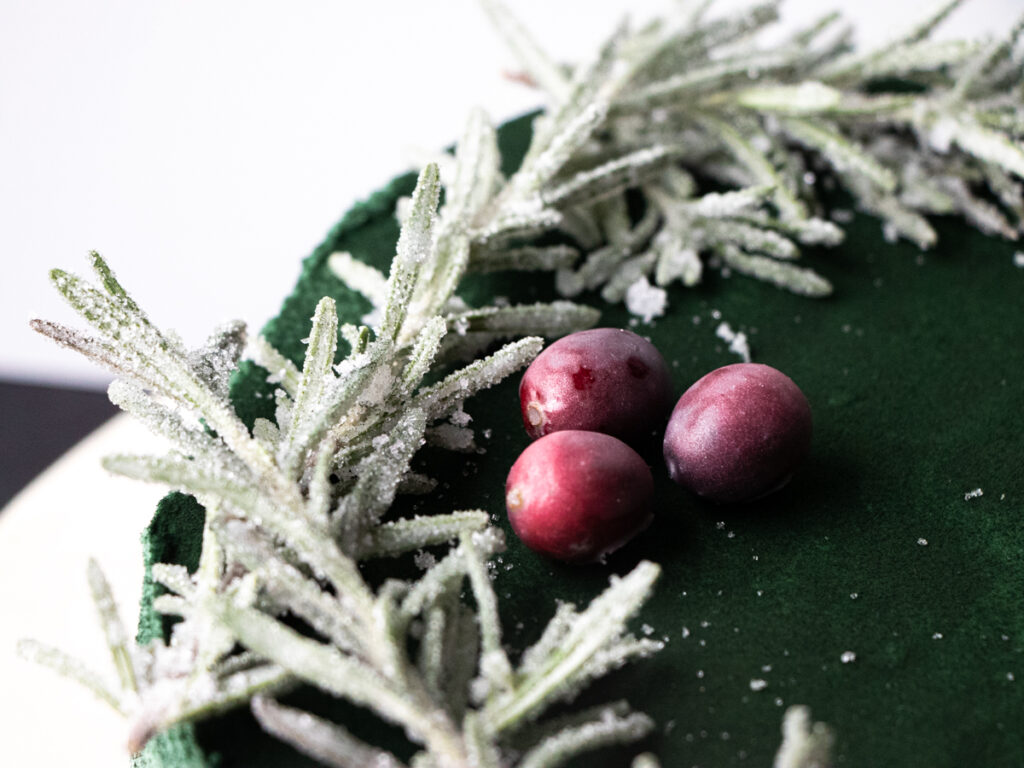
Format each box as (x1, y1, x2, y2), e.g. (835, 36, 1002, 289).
(134, 494, 213, 768)
(138, 112, 1024, 767)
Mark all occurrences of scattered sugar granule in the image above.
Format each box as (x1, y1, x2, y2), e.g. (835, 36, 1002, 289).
(850, 592, 859, 600)
(1013, 251, 1024, 267)
(749, 679, 768, 691)
(682, 626, 691, 639)
(840, 651, 857, 664)
(715, 321, 752, 362)
(1008, 673, 1016, 681)
(449, 407, 472, 427)
(642, 624, 655, 636)
(932, 632, 943, 640)
(964, 488, 984, 501)
(625, 277, 667, 323)
(917, 538, 929, 546)
(413, 551, 436, 571)
(928, 117, 957, 153)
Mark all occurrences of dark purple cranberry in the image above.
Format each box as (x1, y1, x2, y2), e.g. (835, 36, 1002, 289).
(519, 328, 674, 448)
(505, 430, 654, 562)
(663, 363, 812, 504)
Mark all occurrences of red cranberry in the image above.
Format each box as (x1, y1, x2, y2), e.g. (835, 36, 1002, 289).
(505, 430, 654, 562)
(663, 363, 812, 503)
(519, 328, 674, 448)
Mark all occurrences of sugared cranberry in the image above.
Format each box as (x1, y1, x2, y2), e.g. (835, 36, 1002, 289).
(663, 363, 812, 503)
(505, 430, 654, 562)
(519, 328, 674, 448)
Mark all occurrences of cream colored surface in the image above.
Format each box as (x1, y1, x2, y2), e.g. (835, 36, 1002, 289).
(0, 415, 165, 767)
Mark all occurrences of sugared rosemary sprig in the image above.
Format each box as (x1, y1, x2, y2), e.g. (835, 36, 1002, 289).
(23, 153, 659, 766)
(464, 0, 1024, 321)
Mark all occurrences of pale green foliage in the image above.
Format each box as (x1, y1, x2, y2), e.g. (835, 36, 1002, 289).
(463, 0, 1024, 317)
(26, 163, 659, 766)
(251, 695, 408, 768)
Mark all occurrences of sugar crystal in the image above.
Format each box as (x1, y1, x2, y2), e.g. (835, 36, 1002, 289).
(625, 277, 667, 323)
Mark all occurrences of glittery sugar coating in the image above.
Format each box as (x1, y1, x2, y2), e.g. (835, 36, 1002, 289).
(505, 430, 654, 562)
(663, 363, 812, 503)
(519, 328, 674, 448)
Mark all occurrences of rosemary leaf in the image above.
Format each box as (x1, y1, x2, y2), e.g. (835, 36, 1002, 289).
(252, 696, 409, 768)
(518, 707, 655, 768)
(16, 639, 125, 714)
(362, 511, 490, 560)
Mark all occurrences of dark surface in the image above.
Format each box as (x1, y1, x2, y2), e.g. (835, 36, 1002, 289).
(140, 112, 1024, 767)
(0, 380, 116, 510)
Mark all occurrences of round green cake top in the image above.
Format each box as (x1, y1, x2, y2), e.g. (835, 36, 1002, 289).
(138, 112, 1024, 768)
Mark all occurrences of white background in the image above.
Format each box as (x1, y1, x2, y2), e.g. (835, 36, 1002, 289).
(1, 0, 1013, 390)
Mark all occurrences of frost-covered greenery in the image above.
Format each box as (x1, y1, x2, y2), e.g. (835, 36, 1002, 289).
(25, 155, 659, 766)
(24, 0, 1024, 765)
(464, 0, 1024, 320)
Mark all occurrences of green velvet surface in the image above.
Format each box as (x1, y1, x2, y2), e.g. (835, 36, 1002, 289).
(138, 112, 1024, 767)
